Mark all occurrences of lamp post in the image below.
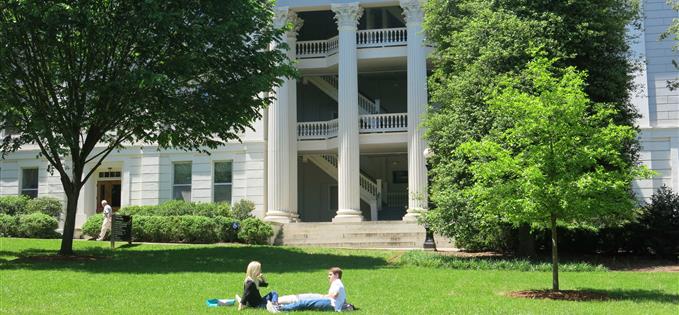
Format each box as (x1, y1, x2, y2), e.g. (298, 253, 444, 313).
(422, 148, 436, 251)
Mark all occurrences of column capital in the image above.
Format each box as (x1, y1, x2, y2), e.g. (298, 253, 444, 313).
(287, 11, 304, 38)
(331, 3, 363, 30)
(274, 6, 290, 29)
(399, 0, 425, 25)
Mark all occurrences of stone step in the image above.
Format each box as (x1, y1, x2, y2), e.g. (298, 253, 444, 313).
(282, 232, 423, 240)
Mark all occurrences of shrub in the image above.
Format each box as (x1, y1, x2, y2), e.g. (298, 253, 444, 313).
(0, 214, 18, 237)
(638, 185, 679, 257)
(25, 197, 63, 217)
(0, 195, 29, 215)
(179, 216, 219, 243)
(133, 216, 183, 242)
(118, 205, 157, 216)
(158, 200, 195, 216)
(17, 213, 59, 238)
(81, 214, 104, 238)
(238, 217, 273, 245)
(193, 202, 231, 218)
(214, 216, 240, 242)
(232, 199, 256, 220)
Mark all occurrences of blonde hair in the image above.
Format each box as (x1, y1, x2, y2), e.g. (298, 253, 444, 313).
(244, 261, 262, 288)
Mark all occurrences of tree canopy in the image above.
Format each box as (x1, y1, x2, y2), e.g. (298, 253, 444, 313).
(457, 55, 652, 290)
(422, 0, 643, 250)
(0, 0, 295, 255)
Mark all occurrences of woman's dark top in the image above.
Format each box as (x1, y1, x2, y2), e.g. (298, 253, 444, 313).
(241, 278, 268, 307)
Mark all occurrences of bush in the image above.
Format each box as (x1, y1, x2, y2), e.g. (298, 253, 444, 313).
(214, 216, 240, 242)
(17, 213, 59, 238)
(637, 185, 679, 257)
(0, 214, 18, 237)
(133, 216, 183, 242)
(25, 197, 63, 217)
(238, 217, 273, 245)
(179, 216, 218, 243)
(193, 202, 231, 218)
(119, 201, 231, 218)
(82, 214, 104, 238)
(0, 195, 29, 215)
(232, 199, 256, 220)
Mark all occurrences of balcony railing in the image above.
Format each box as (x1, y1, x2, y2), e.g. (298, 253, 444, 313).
(297, 113, 407, 140)
(359, 113, 407, 133)
(297, 28, 407, 59)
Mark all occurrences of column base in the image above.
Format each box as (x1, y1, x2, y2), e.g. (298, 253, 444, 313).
(402, 208, 426, 222)
(332, 210, 364, 222)
(264, 211, 292, 224)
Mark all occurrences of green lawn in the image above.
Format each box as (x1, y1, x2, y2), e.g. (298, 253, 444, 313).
(0, 238, 677, 315)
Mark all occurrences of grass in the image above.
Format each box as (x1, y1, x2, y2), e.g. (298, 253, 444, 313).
(0, 238, 677, 315)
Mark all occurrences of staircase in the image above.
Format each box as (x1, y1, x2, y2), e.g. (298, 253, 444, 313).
(276, 221, 427, 248)
(306, 75, 381, 115)
(306, 154, 382, 220)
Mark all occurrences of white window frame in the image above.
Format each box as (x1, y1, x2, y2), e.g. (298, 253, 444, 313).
(172, 162, 192, 201)
(213, 161, 233, 203)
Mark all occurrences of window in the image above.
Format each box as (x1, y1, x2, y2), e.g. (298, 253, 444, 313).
(21, 168, 38, 198)
(173, 162, 192, 201)
(213, 162, 233, 203)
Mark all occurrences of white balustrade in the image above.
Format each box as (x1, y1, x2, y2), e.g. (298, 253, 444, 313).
(357, 28, 407, 48)
(298, 113, 407, 140)
(359, 113, 408, 133)
(297, 28, 407, 58)
(297, 119, 338, 139)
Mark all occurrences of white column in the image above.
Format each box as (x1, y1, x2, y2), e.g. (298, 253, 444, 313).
(401, 0, 429, 221)
(332, 3, 364, 222)
(288, 13, 303, 222)
(265, 7, 292, 223)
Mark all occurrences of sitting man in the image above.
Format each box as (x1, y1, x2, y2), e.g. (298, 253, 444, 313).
(267, 267, 353, 313)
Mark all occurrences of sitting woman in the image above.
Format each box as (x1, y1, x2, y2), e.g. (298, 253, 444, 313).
(236, 261, 278, 310)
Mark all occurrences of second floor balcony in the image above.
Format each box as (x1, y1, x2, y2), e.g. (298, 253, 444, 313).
(297, 112, 407, 140)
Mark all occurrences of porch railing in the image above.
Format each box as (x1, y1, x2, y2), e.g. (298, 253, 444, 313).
(359, 113, 408, 133)
(319, 154, 380, 199)
(297, 119, 338, 140)
(297, 113, 407, 140)
(297, 28, 407, 58)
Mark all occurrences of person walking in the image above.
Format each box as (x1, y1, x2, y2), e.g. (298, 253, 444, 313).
(96, 200, 113, 241)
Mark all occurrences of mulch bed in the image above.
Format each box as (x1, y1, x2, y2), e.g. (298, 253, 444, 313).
(13, 254, 105, 262)
(507, 290, 609, 301)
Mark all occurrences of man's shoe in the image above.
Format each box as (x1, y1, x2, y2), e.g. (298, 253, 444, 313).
(266, 300, 280, 313)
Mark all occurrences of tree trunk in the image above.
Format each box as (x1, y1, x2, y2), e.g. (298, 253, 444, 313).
(550, 212, 559, 291)
(59, 188, 81, 256)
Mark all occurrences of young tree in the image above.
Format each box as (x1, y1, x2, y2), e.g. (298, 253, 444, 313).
(422, 0, 642, 251)
(457, 55, 651, 291)
(0, 0, 295, 255)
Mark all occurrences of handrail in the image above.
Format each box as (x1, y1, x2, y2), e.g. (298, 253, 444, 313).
(297, 28, 407, 58)
(297, 113, 407, 140)
(319, 154, 379, 198)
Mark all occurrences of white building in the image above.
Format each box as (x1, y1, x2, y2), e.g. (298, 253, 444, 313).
(0, 0, 677, 232)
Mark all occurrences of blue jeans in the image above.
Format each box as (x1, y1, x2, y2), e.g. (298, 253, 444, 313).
(279, 298, 334, 312)
(259, 291, 279, 308)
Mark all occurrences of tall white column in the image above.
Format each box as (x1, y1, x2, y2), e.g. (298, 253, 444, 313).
(265, 7, 292, 223)
(287, 13, 303, 222)
(332, 3, 363, 222)
(401, 0, 429, 221)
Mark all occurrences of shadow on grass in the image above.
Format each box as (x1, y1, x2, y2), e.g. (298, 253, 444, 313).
(0, 245, 389, 274)
(580, 288, 679, 304)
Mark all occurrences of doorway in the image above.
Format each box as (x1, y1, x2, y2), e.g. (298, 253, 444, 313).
(96, 180, 121, 213)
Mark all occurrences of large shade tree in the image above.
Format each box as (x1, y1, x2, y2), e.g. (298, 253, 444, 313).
(0, 0, 295, 255)
(422, 0, 642, 251)
(457, 55, 652, 290)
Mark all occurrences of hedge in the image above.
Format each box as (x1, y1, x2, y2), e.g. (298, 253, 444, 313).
(16, 213, 59, 238)
(238, 217, 274, 245)
(0, 196, 63, 217)
(0, 195, 29, 215)
(119, 200, 231, 218)
(81, 214, 269, 245)
(0, 213, 18, 236)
